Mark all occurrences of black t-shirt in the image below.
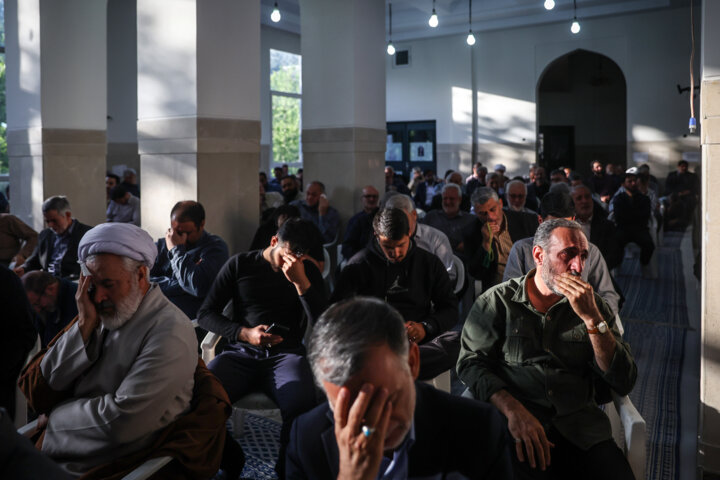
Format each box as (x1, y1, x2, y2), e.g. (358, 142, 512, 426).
(197, 251, 326, 349)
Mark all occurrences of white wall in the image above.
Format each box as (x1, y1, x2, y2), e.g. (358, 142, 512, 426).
(387, 6, 701, 179)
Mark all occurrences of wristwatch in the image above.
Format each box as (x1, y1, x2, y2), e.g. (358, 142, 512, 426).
(586, 321, 609, 335)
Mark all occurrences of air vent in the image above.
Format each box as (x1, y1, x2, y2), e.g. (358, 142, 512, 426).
(393, 48, 410, 68)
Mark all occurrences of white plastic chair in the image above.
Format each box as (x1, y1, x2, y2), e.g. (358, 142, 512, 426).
(201, 331, 279, 436)
(17, 419, 173, 480)
(605, 392, 646, 480)
(451, 254, 465, 295)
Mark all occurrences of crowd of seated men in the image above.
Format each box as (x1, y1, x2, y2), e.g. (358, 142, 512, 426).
(1, 158, 690, 479)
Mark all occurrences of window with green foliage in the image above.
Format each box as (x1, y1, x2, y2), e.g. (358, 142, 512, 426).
(270, 49, 301, 170)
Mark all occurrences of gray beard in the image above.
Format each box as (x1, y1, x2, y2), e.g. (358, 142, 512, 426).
(99, 281, 144, 331)
(541, 261, 565, 297)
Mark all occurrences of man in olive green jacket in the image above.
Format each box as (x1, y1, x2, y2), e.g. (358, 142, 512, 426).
(457, 218, 636, 480)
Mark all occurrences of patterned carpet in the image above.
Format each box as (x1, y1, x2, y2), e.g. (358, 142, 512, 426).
(615, 231, 689, 480)
(228, 410, 281, 480)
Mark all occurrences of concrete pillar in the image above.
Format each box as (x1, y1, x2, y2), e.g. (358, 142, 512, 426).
(300, 0, 386, 222)
(700, 0, 720, 474)
(5, 0, 107, 231)
(107, 0, 139, 175)
(137, 0, 260, 253)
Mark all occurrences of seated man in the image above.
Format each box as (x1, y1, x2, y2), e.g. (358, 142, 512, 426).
(19, 223, 198, 477)
(458, 218, 637, 479)
(287, 297, 513, 479)
(0, 212, 37, 267)
(150, 201, 229, 321)
(291, 180, 341, 244)
(412, 169, 441, 210)
(341, 185, 380, 261)
(0, 265, 36, 419)
(610, 167, 654, 268)
(281, 174, 302, 204)
(105, 172, 120, 205)
(383, 192, 456, 283)
(463, 187, 538, 290)
(120, 168, 140, 198)
(428, 171, 471, 212)
(21, 271, 78, 348)
(503, 191, 621, 316)
(331, 208, 458, 378)
(14, 196, 92, 279)
(197, 218, 327, 477)
(385, 166, 411, 195)
(505, 179, 537, 214)
(105, 185, 141, 226)
(422, 183, 476, 253)
(571, 184, 620, 270)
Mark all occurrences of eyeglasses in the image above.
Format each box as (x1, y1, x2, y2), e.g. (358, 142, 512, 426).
(363, 195, 379, 199)
(508, 194, 525, 199)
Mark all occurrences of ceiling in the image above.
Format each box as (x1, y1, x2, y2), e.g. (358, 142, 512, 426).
(261, 0, 685, 40)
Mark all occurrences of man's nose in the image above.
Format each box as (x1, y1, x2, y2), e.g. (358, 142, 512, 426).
(570, 256, 583, 274)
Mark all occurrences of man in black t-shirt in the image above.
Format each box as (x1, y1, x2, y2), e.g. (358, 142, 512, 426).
(197, 218, 327, 478)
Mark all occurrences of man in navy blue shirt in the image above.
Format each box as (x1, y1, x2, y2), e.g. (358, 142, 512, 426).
(150, 201, 229, 320)
(13, 196, 91, 279)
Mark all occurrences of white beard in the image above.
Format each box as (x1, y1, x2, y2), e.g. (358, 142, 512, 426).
(99, 280, 144, 331)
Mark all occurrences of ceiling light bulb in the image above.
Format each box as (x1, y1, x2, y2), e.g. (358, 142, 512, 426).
(387, 42, 396, 56)
(271, 3, 281, 22)
(466, 31, 476, 46)
(429, 10, 439, 27)
(544, 0, 555, 10)
(571, 19, 580, 34)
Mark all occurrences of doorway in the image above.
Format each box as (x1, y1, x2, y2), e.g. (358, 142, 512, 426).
(537, 50, 626, 178)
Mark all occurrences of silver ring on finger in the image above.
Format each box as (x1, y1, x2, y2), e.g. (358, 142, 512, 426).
(362, 425, 375, 438)
(514, 438, 522, 443)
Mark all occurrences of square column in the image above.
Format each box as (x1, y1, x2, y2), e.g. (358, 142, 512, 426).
(300, 0, 386, 220)
(700, 0, 720, 474)
(137, 0, 260, 252)
(6, 0, 107, 230)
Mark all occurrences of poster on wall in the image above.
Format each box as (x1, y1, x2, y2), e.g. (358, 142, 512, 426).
(410, 142, 433, 161)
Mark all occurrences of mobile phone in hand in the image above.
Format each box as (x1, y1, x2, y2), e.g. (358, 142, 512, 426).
(265, 323, 290, 336)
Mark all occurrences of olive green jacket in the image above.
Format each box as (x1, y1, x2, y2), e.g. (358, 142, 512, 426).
(457, 269, 637, 450)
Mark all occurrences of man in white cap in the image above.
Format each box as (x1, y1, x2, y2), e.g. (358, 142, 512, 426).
(19, 223, 198, 477)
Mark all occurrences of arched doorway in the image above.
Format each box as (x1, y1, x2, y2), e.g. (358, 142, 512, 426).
(537, 49, 626, 178)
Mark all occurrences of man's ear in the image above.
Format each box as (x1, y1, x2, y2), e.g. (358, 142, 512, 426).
(408, 341, 420, 380)
(532, 245, 544, 267)
(200, 220, 206, 230)
(498, 198, 503, 208)
(537, 215, 543, 224)
(270, 236, 279, 248)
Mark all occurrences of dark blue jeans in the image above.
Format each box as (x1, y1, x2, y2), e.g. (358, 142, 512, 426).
(208, 343, 318, 477)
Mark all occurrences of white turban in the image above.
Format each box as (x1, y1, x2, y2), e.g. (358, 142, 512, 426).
(78, 223, 157, 268)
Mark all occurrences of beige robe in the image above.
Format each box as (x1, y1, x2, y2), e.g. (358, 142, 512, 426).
(39, 284, 197, 476)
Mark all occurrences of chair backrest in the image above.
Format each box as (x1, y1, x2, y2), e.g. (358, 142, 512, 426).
(451, 254, 465, 294)
(322, 248, 331, 279)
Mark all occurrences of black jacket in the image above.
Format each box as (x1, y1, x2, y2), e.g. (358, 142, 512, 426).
(331, 239, 457, 341)
(21, 220, 92, 279)
(590, 214, 620, 270)
(286, 382, 513, 480)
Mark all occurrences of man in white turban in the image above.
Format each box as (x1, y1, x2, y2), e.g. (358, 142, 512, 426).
(20, 223, 198, 477)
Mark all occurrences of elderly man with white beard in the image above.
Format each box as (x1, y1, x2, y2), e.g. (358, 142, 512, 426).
(19, 223, 197, 477)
